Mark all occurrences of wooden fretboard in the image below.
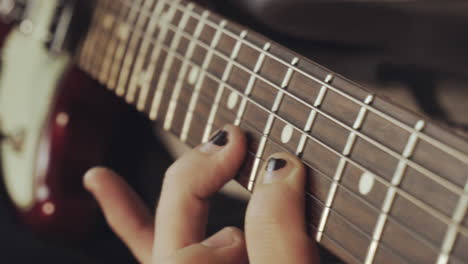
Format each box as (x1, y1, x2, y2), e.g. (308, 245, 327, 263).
(77, 0, 468, 263)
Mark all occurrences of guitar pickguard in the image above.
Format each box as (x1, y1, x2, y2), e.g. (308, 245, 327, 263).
(0, 17, 70, 210)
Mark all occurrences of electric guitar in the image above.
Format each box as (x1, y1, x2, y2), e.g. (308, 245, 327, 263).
(1, 0, 467, 263)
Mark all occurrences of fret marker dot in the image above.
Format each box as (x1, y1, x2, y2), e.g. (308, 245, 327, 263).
(102, 14, 114, 29)
(281, 124, 293, 143)
(359, 171, 375, 195)
(188, 66, 199, 85)
(227, 92, 238, 109)
(118, 24, 130, 40)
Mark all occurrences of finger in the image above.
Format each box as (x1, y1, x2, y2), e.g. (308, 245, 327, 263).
(245, 152, 319, 264)
(153, 125, 246, 260)
(84, 167, 154, 263)
(162, 227, 248, 264)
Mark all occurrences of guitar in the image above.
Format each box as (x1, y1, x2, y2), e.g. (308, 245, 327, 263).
(1, 0, 468, 263)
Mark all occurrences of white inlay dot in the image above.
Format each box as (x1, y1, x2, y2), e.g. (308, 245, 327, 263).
(359, 171, 375, 195)
(102, 14, 114, 29)
(227, 91, 238, 109)
(188, 66, 200, 85)
(281, 124, 294, 143)
(118, 24, 130, 39)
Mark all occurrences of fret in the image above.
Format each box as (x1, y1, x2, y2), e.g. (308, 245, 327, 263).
(92, 3, 119, 79)
(234, 42, 270, 126)
(381, 195, 446, 263)
(366, 120, 425, 264)
(107, 0, 143, 90)
(148, 0, 468, 173)
(78, 0, 105, 72)
(78, 2, 468, 263)
(184, 77, 219, 146)
(202, 30, 246, 142)
(163, 9, 208, 131)
(438, 181, 468, 264)
(98, 0, 133, 85)
(149, 2, 193, 121)
(125, 0, 161, 103)
(180, 19, 226, 143)
(296, 74, 333, 155)
(115, 0, 153, 96)
(137, 1, 177, 111)
(317, 89, 372, 242)
(245, 42, 291, 191)
(120, 2, 468, 210)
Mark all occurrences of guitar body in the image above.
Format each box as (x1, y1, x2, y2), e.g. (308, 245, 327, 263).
(0, 20, 122, 237)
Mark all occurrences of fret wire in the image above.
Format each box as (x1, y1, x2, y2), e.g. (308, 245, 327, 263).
(136, 0, 176, 111)
(99, 0, 135, 84)
(180, 19, 227, 143)
(163, 8, 208, 131)
(296, 73, 331, 156)
(92, 0, 119, 78)
(233, 42, 270, 126)
(193, 102, 459, 263)
(244, 42, 272, 191)
(80, 22, 464, 262)
(108, 0, 143, 90)
(117, 0, 468, 201)
(146, 0, 468, 167)
(317, 92, 372, 242)
(201, 29, 246, 142)
(126, 0, 160, 103)
(187, 94, 456, 262)
(365, 120, 425, 264)
(78, 0, 101, 71)
(99, 5, 468, 238)
(115, 0, 154, 96)
(305, 188, 408, 264)
(149, 1, 193, 120)
(437, 181, 468, 264)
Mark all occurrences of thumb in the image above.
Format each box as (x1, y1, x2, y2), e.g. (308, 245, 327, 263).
(160, 227, 248, 264)
(245, 152, 320, 264)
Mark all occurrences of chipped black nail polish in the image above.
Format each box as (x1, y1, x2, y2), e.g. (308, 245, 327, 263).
(266, 158, 287, 172)
(210, 130, 228, 146)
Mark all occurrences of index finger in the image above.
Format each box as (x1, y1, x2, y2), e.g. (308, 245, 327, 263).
(153, 125, 246, 261)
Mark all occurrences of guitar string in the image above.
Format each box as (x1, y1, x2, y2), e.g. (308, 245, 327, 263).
(174, 89, 449, 263)
(116, 0, 468, 200)
(113, 2, 468, 261)
(82, 0, 466, 258)
(130, 0, 468, 166)
(112, 0, 468, 236)
(184, 84, 459, 260)
(85, 3, 468, 260)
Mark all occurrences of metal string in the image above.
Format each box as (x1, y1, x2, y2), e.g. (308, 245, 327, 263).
(112, 0, 468, 234)
(82, 0, 468, 261)
(116, 0, 468, 200)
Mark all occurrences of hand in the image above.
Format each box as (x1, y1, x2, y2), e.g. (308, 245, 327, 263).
(83, 125, 319, 264)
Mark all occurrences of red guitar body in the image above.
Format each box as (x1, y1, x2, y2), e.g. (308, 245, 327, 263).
(18, 67, 124, 238)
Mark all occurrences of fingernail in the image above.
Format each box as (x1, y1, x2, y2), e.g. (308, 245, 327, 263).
(199, 130, 228, 153)
(202, 228, 235, 248)
(210, 130, 228, 146)
(263, 158, 288, 184)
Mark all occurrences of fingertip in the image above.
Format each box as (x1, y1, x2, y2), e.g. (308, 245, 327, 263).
(260, 152, 306, 188)
(83, 167, 116, 192)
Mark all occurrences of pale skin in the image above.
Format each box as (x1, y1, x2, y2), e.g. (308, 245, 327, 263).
(83, 125, 320, 263)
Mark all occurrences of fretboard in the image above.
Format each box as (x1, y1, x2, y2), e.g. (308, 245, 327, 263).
(76, 0, 468, 263)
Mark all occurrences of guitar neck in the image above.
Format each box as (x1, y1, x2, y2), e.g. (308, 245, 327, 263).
(77, 0, 468, 263)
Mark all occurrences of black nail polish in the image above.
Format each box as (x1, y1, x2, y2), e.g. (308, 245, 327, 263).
(266, 158, 287, 171)
(210, 130, 228, 146)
